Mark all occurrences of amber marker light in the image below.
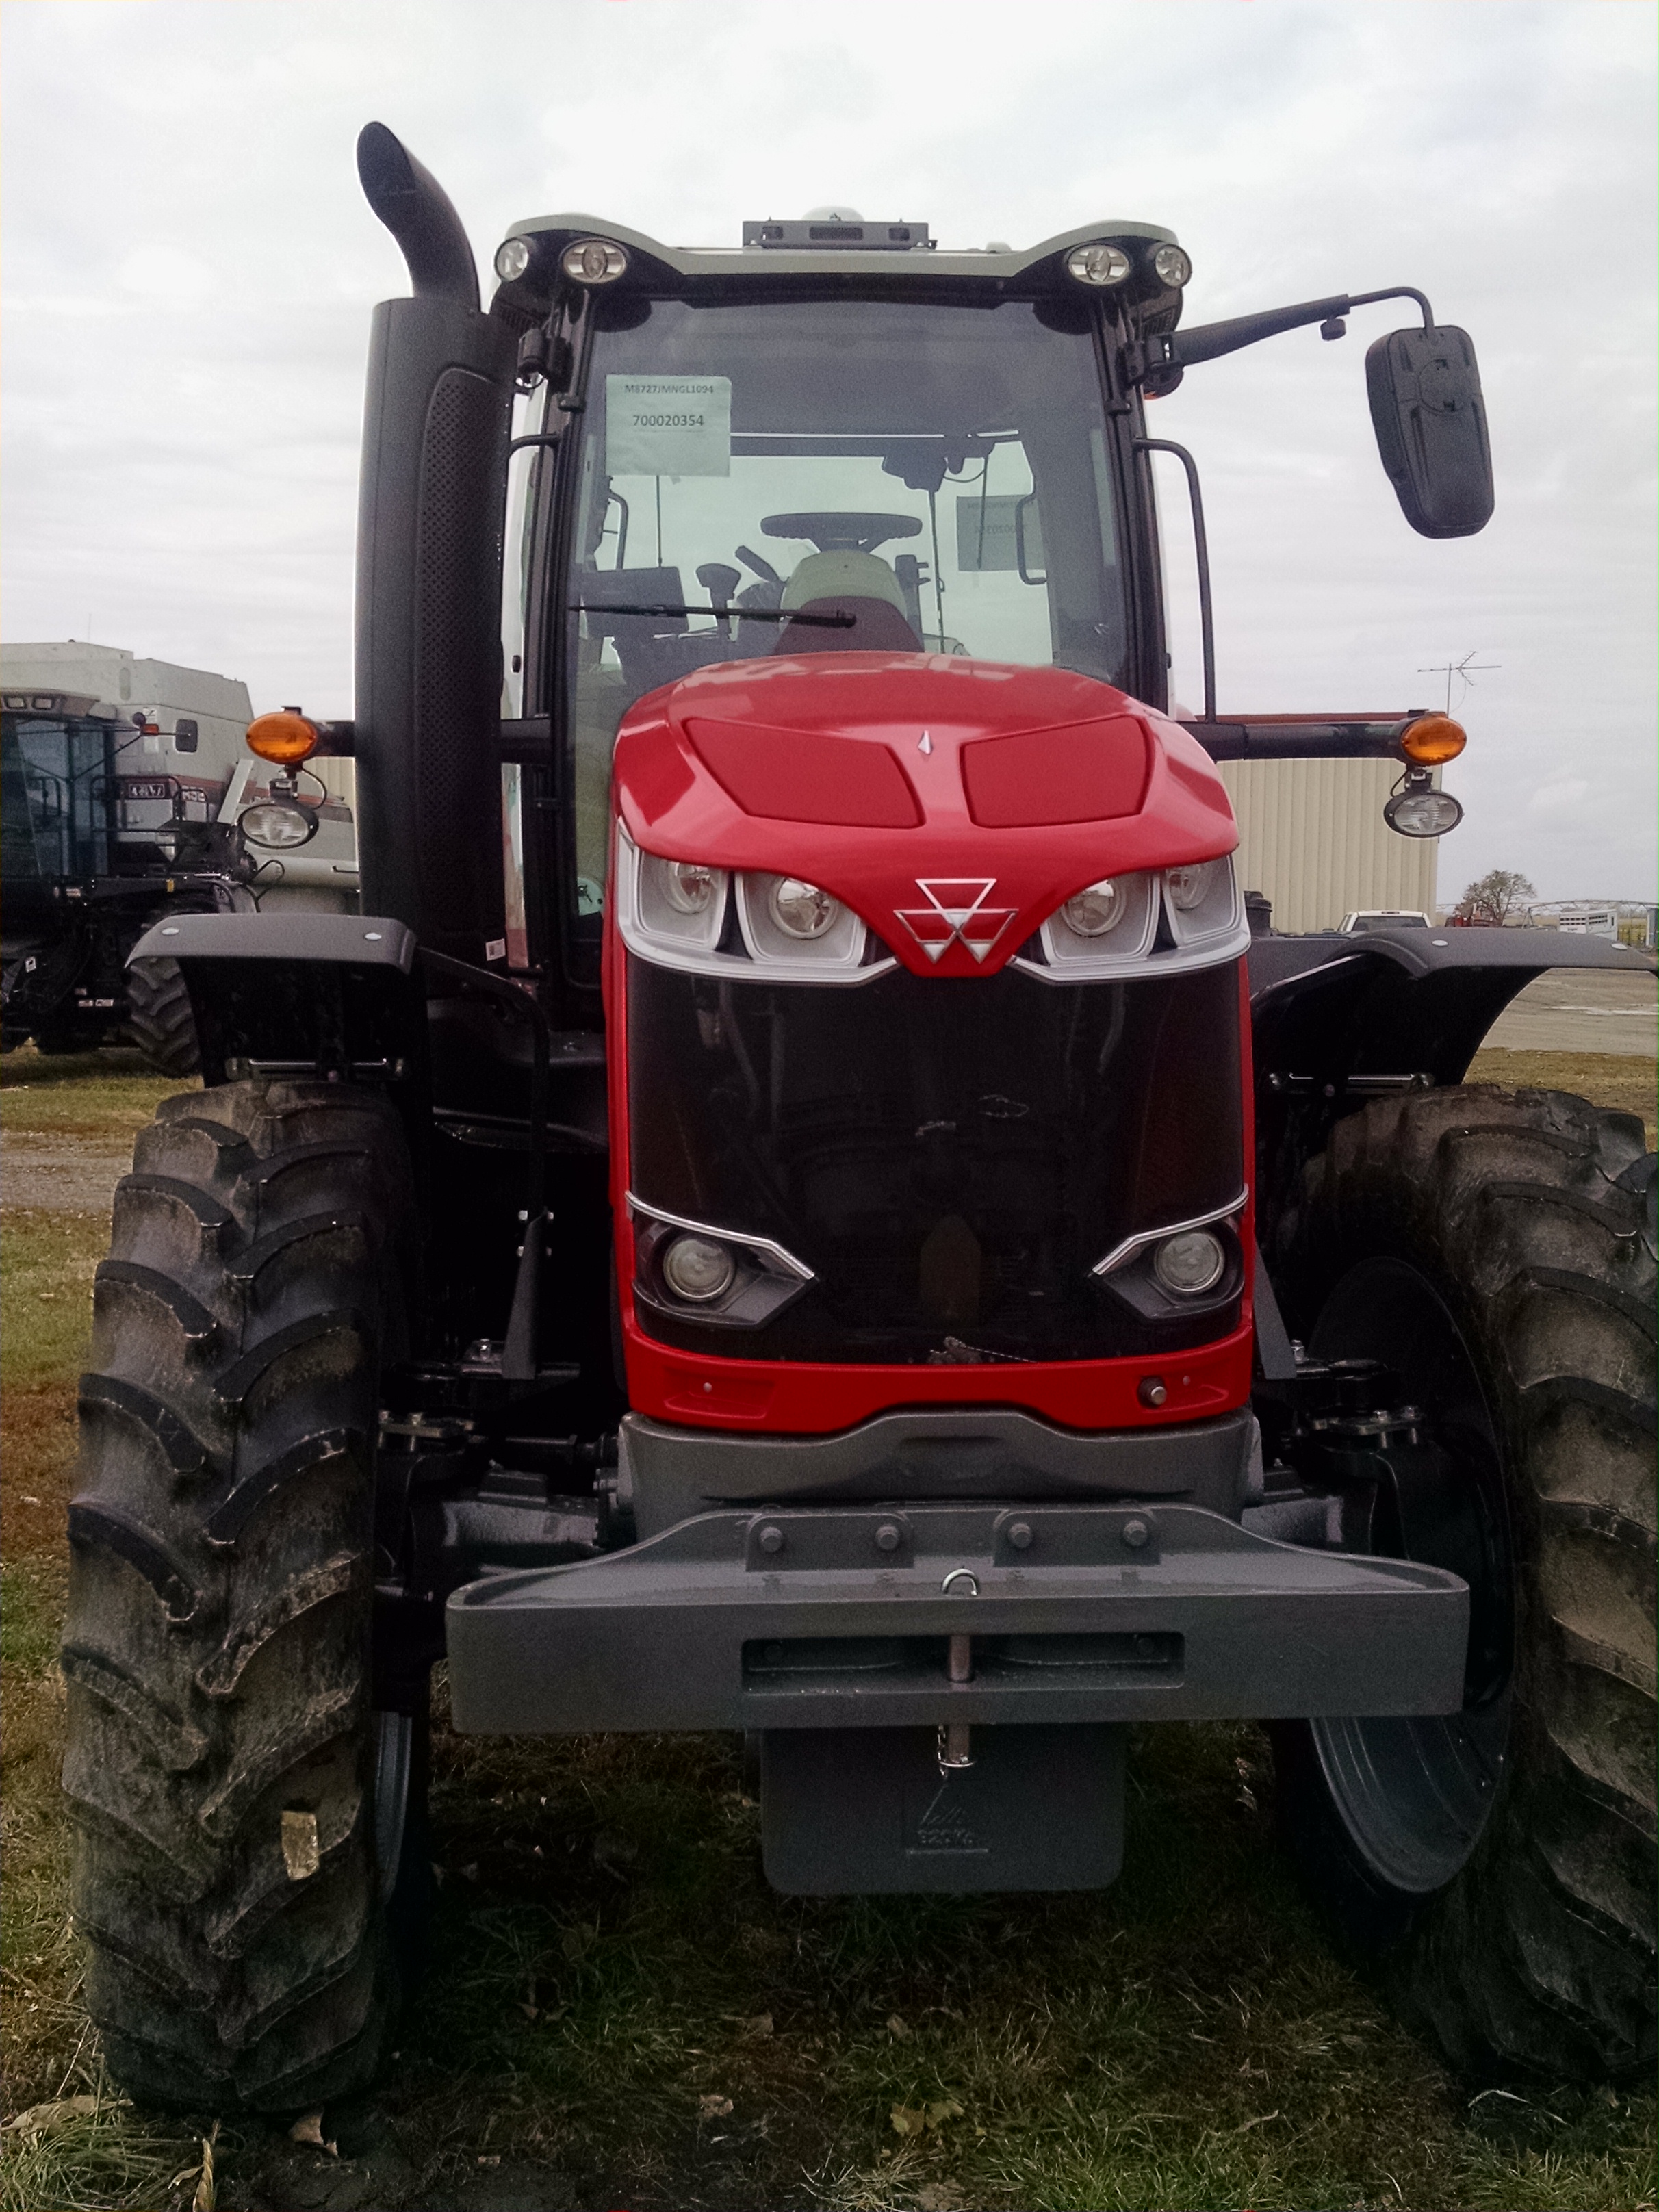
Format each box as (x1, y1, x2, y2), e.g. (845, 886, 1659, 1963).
(1398, 712, 1467, 766)
(246, 710, 319, 768)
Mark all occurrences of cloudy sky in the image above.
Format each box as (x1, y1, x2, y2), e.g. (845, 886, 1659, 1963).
(3, 0, 1654, 901)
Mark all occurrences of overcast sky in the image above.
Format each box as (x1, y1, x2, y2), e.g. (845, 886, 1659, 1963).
(3, 0, 1654, 901)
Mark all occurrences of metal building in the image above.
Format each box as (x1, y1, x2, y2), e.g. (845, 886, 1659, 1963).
(1218, 756, 1439, 934)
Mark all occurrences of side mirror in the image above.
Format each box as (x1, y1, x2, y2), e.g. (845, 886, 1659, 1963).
(1366, 324, 1493, 538)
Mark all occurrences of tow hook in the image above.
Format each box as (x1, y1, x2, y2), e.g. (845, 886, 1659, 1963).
(938, 1567, 979, 1772)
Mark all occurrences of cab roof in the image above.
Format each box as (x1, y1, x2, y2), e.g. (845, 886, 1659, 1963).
(498, 213, 1178, 287)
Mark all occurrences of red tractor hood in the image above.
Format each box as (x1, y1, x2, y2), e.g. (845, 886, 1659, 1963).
(611, 655, 1237, 979)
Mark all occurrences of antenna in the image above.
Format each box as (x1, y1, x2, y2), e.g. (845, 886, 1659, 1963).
(1417, 650, 1499, 715)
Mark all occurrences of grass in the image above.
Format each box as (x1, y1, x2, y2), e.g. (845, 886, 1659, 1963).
(2, 1046, 1654, 2210)
(0, 1043, 188, 1137)
(1466, 1047, 1657, 1150)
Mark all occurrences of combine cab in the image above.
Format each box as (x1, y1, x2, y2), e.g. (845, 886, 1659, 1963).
(62, 127, 1654, 2110)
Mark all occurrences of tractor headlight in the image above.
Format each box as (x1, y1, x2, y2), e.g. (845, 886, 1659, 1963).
(1062, 878, 1128, 936)
(1166, 862, 1214, 912)
(1066, 242, 1131, 287)
(494, 235, 533, 282)
(1153, 1229, 1226, 1296)
(660, 1233, 737, 1304)
(662, 860, 721, 915)
(1152, 244, 1192, 289)
(615, 829, 894, 982)
(239, 799, 318, 850)
(1162, 856, 1244, 949)
(737, 872, 866, 970)
(769, 877, 839, 939)
(1040, 871, 1159, 970)
(561, 237, 628, 285)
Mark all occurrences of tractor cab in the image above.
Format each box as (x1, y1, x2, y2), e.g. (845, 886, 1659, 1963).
(501, 213, 1180, 984)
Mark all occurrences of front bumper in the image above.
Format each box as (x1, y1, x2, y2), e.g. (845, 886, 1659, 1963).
(446, 1500, 1467, 1734)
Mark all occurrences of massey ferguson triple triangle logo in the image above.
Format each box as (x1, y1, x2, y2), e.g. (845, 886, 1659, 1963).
(894, 878, 1019, 963)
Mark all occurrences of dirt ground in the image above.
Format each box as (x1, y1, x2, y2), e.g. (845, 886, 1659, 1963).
(1479, 964, 1656, 1057)
(3, 1040, 1654, 2212)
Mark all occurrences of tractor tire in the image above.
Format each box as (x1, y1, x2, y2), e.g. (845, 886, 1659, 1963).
(62, 1079, 422, 2113)
(1270, 1084, 1656, 2082)
(126, 957, 201, 1077)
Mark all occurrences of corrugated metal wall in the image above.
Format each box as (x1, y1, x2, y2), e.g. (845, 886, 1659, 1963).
(1217, 758, 1440, 933)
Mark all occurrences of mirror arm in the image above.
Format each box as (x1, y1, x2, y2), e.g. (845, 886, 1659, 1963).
(1131, 285, 1435, 382)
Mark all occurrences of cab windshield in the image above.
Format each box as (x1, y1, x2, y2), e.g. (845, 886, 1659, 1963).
(562, 292, 1128, 911)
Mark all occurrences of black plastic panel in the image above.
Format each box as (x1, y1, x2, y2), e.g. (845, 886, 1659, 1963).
(626, 957, 1245, 1363)
(761, 1724, 1126, 1894)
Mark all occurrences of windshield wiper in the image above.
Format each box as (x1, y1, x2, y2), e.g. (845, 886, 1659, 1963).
(572, 602, 853, 628)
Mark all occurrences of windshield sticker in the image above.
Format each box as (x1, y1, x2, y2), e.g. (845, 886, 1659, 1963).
(606, 376, 731, 478)
(955, 492, 1043, 573)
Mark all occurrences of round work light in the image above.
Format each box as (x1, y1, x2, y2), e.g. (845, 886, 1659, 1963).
(1385, 786, 1464, 838)
(1066, 242, 1131, 287)
(561, 237, 628, 285)
(240, 799, 318, 850)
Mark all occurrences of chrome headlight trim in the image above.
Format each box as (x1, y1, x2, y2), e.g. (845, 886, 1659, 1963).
(1163, 856, 1245, 949)
(1014, 854, 1249, 983)
(736, 871, 869, 974)
(615, 826, 896, 983)
(1090, 1188, 1250, 1279)
(626, 1192, 815, 1283)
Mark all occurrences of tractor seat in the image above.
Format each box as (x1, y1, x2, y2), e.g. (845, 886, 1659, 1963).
(771, 549, 923, 655)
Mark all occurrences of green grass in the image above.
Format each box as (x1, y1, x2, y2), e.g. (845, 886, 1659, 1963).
(0, 1042, 192, 1136)
(1, 1054, 1654, 2210)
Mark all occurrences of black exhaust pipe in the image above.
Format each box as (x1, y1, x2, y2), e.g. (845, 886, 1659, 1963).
(353, 124, 511, 964)
(356, 120, 479, 311)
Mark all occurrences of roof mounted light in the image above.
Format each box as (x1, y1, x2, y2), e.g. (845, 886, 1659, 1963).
(560, 237, 628, 285)
(493, 235, 533, 283)
(1066, 242, 1132, 287)
(1152, 243, 1192, 288)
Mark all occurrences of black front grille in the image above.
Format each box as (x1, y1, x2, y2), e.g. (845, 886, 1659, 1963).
(626, 956, 1244, 1365)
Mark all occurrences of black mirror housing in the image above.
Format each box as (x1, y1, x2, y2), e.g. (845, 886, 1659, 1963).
(1366, 324, 1493, 538)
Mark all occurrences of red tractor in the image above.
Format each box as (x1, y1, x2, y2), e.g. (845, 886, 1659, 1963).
(64, 125, 1654, 2111)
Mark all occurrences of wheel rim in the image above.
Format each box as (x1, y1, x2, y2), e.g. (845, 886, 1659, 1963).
(1308, 1255, 1514, 1894)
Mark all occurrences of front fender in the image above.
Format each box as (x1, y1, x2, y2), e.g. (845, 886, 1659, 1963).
(1248, 927, 1654, 1245)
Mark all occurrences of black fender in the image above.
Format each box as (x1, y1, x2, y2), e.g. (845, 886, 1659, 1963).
(127, 910, 426, 1088)
(1248, 927, 1655, 1248)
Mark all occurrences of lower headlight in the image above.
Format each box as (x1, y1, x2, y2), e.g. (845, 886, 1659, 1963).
(239, 799, 318, 850)
(660, 1233, 736, 1304)
(1384, 786, 1463, 838)
(1153, 1229, 1226, 1295)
